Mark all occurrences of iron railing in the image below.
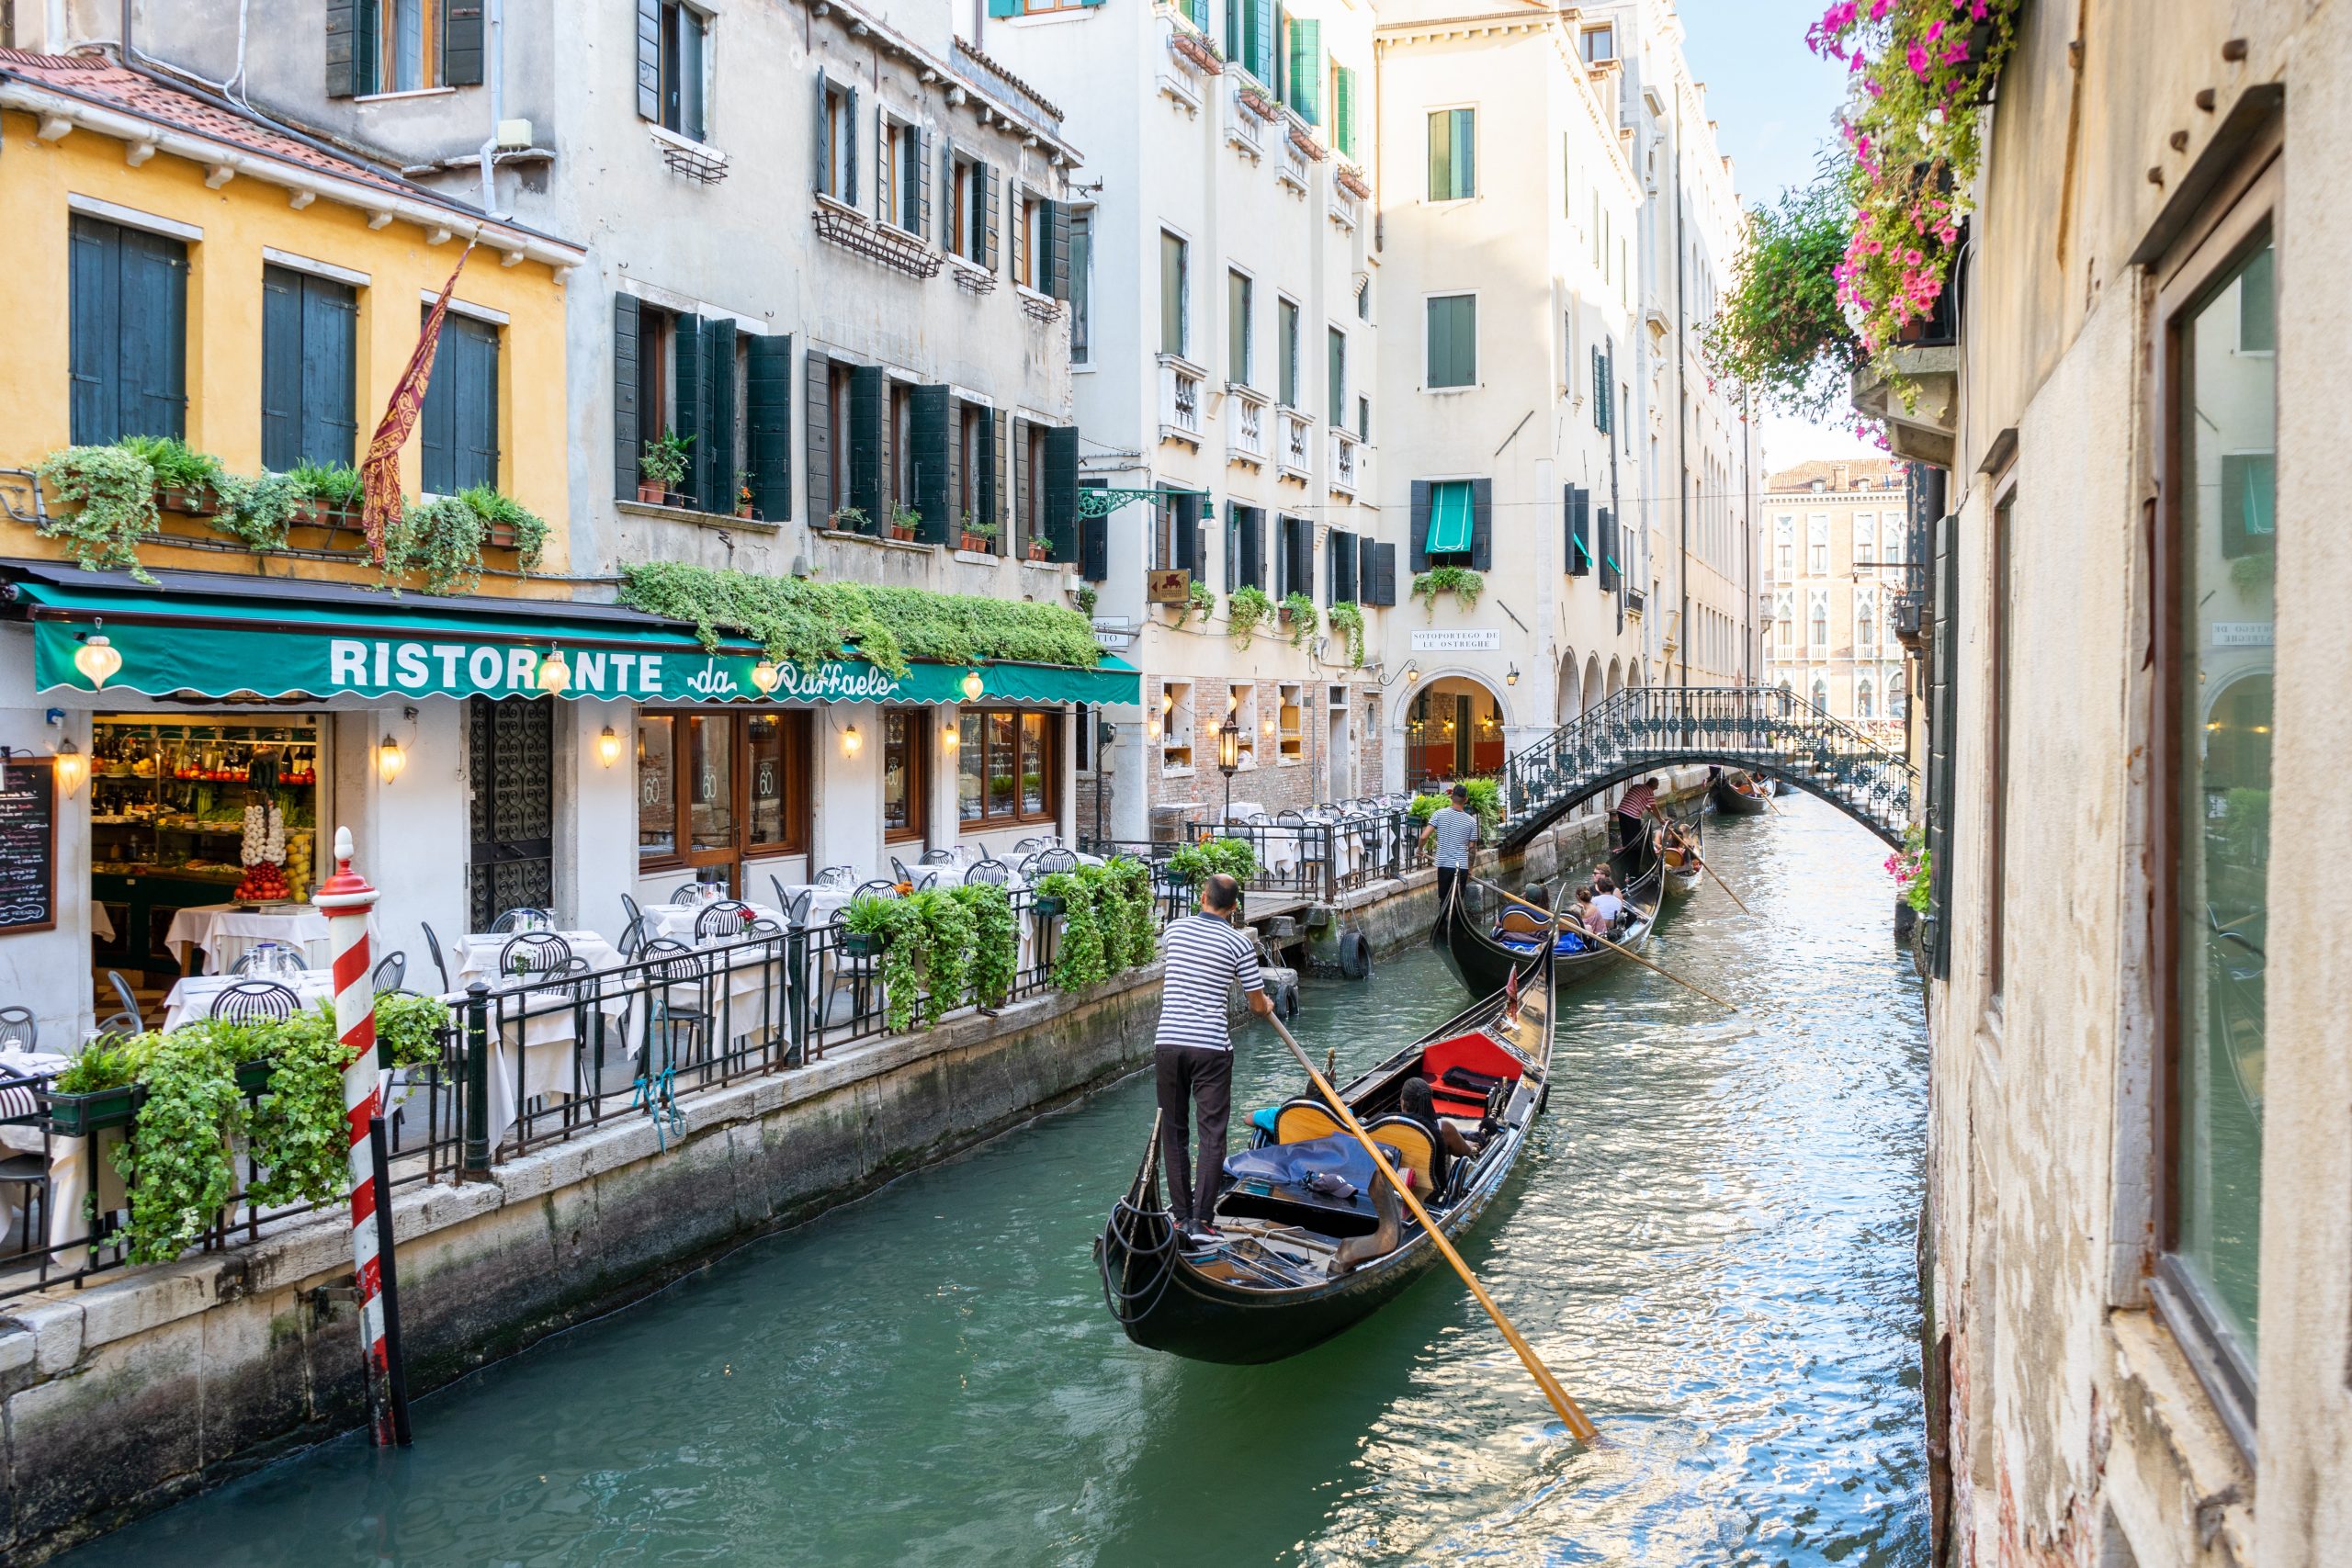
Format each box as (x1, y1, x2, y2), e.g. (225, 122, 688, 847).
(1496, 685, 1917, 850)
(1083, 806, 1431, 908)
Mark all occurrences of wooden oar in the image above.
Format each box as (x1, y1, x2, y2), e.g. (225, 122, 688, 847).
(1476, 877, 1741, 1015)
(1648, 804, 1752, 916)
(1261, 1011, 1598, 1443)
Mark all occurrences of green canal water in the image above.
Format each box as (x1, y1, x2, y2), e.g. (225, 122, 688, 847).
(63, 797, 1929, 1566)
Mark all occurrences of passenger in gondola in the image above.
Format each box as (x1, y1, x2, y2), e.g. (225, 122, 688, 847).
(1575, 886, 1606, 938)
(1399, 1077, 1485, 1193)
(1590, 876, 1625, 931)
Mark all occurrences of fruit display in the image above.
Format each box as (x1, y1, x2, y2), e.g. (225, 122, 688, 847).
(90, 717, 322, 889)
(232, 861, 292, 902)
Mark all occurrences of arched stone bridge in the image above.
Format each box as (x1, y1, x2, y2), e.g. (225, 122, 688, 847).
(1496, 686, 1917, 851)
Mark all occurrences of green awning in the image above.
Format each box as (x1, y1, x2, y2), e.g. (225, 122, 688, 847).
(1425, 480, 1473, 553)
(11, 570, 1136, 708)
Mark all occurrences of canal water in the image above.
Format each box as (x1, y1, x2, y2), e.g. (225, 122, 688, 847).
(62, 796, 1929, 1567)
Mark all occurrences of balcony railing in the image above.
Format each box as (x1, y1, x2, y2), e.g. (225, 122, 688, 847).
(1329, 428, 1360, 496)
(1225, 81, 1268, 159)
(1279, 133, 1309, 191)
(1277, 408, 1312, 482)
(1159, 355, 1204, 446)
(1227, 388, 1269, 467)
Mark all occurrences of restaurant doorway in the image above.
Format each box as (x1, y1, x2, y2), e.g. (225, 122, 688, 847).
(466, 695, 556, 931)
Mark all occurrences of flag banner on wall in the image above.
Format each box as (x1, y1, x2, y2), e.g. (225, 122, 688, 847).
(358, 243, 477, 563)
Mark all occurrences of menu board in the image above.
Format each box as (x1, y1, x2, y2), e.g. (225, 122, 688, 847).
(0, 759, 57, 935)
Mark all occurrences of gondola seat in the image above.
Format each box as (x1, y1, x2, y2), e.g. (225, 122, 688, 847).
(1497, 907, 1548, 936)
(1361, 1115, 1438, 1191)
(1419, 1033, 1525, 1119)
(1274, 1097, 1346, 1145)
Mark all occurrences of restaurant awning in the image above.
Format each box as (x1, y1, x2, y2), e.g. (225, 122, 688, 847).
(1424, 480, 1474, 554)
(3, 564, 1137, 707)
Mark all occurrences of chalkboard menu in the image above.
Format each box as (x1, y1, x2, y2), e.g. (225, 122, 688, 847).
(0, 759, 57, 935)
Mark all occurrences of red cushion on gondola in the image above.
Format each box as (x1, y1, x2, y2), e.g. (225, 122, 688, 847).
(1418, 1032, 1524, 1087)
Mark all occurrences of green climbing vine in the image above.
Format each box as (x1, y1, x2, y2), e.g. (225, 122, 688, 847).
(1226, 585, 1273, 649)
(1410, 567, 1485, 613)
(1181, 580, 1216, 626)
(1281, 592, 1319, 648)
(842, 894, 924, 1032)
(1038, 871, 1108, 993)
(955, 882, 1018, 1010)
(1102, 856, 1159, 967)
(1327, 601, 1366, 668)
(243, 1002, 354, 1211)
(908, 887, 976, 1027)
(111, 1026, 243, 1265)
(35, 445, 160, 579)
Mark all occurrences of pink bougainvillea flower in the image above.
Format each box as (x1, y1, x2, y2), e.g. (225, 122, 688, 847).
(1906, 40, 1931, 76)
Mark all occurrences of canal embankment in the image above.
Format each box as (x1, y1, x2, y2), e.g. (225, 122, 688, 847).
(0, 783, 1684, 1563)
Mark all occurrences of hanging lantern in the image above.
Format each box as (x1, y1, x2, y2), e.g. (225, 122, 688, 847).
(961, 668, 985, 701)
(752, 658, 782, 695)
(52, 738, 88, 797)
(597, 726, 624, 768)
(74, 630, 122, 690)
(536, 648, 571, 694)
(377, 733, 408, 784)
(842, 724, 864, 757)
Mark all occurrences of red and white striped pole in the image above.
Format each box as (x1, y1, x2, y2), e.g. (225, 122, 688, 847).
(313, 826, 394, 1447)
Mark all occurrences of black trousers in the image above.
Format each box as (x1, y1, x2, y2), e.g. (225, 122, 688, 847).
(1613, 810, 1642, 849)
(1434, 864, 1466, 919)
(1155, 1045, 1233, 1227)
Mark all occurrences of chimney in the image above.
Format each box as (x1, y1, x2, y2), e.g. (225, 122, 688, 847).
(1832, 462, 1850, 491)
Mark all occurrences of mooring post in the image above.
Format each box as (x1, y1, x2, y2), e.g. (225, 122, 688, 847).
(367, 1113, 413, 1446)
(462, 984, 492, 1177)
(312, 827, 395, 1447)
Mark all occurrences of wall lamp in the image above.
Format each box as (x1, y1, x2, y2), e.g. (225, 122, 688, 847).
(597, 726, 625, 768)
(1372, 660, 1420, 690)
(378, 706, 419, 784)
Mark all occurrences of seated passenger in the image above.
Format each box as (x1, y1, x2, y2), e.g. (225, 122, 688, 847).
(1575, 886, 1606, 937)
(1400, 1077, 1485, 1193)
(1590, 877, 1625, 929)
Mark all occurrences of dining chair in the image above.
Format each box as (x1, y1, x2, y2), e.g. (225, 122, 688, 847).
(498, 931, 575, 978)
(775, 886, 814, 927)
(1012, 836, 1048, 855)
(621, 891, 644, 934)
(1034, 846, 1080, 875)
(816, 866, 857, 891)
(889, 856, 915, 887)
(964, 859, 1012, 886)
(0, 1008, 33, 1052)
(618, 914, 655, 959)
(820, 907, 882, 1029)
(421, 924, 453, 994)
(0, 1069, 51, 1277)
(491, 908, 553, 934)
(695, 900, 754, 942)
(371, 951, 407, 994)
(852, 879, 900, 901)
(638, 938, 713, 1073)
(918, 849, 958, 866)
(209, 980, 300, 1024)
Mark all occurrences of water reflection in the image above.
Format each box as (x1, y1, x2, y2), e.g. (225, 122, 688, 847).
(58, 796, 1927, 1567)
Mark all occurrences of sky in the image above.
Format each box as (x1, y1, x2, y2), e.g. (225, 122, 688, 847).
(1670, 0, 1884, 472)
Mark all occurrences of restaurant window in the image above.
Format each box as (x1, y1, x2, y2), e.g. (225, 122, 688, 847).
(420, 309, 499, 495)
(882, 709, 931, 841)
(639, 709, 810, 877)
(1160, 681, 1195, 772)
(2157, 198, 2276, 1421)
(68, 215, 187, 446)
(956, 708, 1058, 827)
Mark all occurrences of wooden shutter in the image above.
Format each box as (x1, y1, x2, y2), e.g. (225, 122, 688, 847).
(670, 311, 705, 504)
(813, 71, 831, 195)
(1927, 509, 1959, 978)
(1465, 479, 1490, 571)
(1333, 65, 1354, 157)
(988, 0, 1021, 15)
(1081, 482, 1108, 581)
(260, 266, 303, 471)
(420, 318, 454, 491)
(1566, 483, 1591, 575)
(119, 226, 188, 442)
(1046, 200, 1072, 301)
(911, 384, 952, 542)
(745, 333, 792, 522)
(1238, 505, 1264, 590)
(326, 0, 363, 97)
(844, 86, 862, 207)
(805, 349, 832, 524)
(444, 3, 485, 85)
(636, 0, 662, 121)
(1373, 542, 1397, 606)
(1592, 346, 1610, 432)
(1408, 479, 1431, 574)
(875, 108, 891, 222)
(848, 364, 886, 526)
(1597, 506, 1618, 591)
(67, 218, 116, 444)
(980, 407, 1001, 530)
(1288, 18, 1321, 123)
(1357, 535, 1376, 605)
(454, 317, 500, 491)
(982, 164, 1001, 271)
(1329, 527, 1358, 604)
(700, 318, 737, 512)
(1043, 424, 1080, 564)
(300, 275, 359, 468)
(917, 130, 933, 240)
(613, 293, 642, 502)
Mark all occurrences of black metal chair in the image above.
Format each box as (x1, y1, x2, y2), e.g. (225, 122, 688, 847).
(0, 1008, 34, 1053)
(1012, 835, 1049, 854)
(965, 858, 1012, 886)
(617, 914, 654, 959)
(852, 879, 900, 901)
(491, 908, 554, 934)
(371, 951, 407, 994)
(1034, 846, 1080, 875)
(421, 924, 453, 994)
(889, 856, 914, 887)
(668, 882, 718, 904)
(918, 849, 958, 866)
(820, 907, 882, 1029)
(0, 1066, 51, 1276)
(695, 900, 754, 942)
(497, 931, 574, 978)
(209, 980, 299, 1023)
(815, 865, 857, 891)
(638, 938, 712, 1072)
(621, 890, 644, 934)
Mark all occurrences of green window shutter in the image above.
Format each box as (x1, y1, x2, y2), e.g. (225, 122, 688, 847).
(299, 274, 358, 468)
(700, 318, 736, 512)
(848, 363, 886, 526)
(670, 310, 706, 502)
(1046, 200, 1071, 301)
(844, 86, 861, 206)
(805, 348, 832, 523)
(107, 224, 188, 445)
(1160, 231, 1187, 356)
(1250, 0, 1272, 79)
(613, 292, 641, 502)
(1043, 425, 1080, 563)
(1081, 481, 1109, 580)
(813, 70, 831, 195)
(746, 334, 792, 522)
(1289, 19, 1321, 124)
(982, 163, 1001, 271)
(443, 3, 484, 85)
(911, 384, 952, 542)
(68, 218, 118, 444)
(1328, 328, 1345, 426)
(989, 0, 1021, 14)
(1408, 479, 1430, 573)
(1426, 296, 1474, 389)
(1426, 109, 1449, 202)
(1333, 66, 1354, 157)
(635, 0, 661, 120)
(917, 130, 933, 240)
(1469, 479, 1492, 570)
(260, 266, 302, 470)
(326, 0, 362, 97)
(1274, 4, 1289, 99)
(1452, 108, 1476, 197)
(988, 408, 1007, 530)
(1374, 541, 1396, 606)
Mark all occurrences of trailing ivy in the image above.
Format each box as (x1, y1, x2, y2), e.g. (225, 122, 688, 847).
(1169, 837, 1259, 889)
(381, 488, 551, 595)
(36, 445, 160, 580)
(1179, 580, 1216, 626)
(908, 887, 976, 1026)
(1702, 172, 1866, 423)
(1226, 585, 1273, 649)
(616, 560, 1103, 678)
(954, 882, 1018, 1010)
(1102, 856, 1159, 968)
(1411, 567, 1485, 613)
(209, 470, 310, 554)
(1281, 591, 1318, 648)
(842, 894, 923, 1032)
(1073, 585, 1098, 618)
(112, 1026, 243, 1265)
(1038, 871, 1108, 993)
(244, 1002, 352, 1211)
(1327, 601, 1366, 668)
(374, 988, 450, 1068)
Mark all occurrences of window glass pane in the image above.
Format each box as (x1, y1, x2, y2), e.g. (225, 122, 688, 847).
(748, 715, 786, 846)
(884, 710, 913, 834)
(686, 714, 736, 852)
(2172, 236, 2275, 1368)
(988, 713, 1018, 817)
(958, 713, 985, 820)
(1069, 211, 1091, 361)
(1020, 713, 1046, 813)
(1160, 231, 1187, 355)
(1426, 109, 1451, 201)
(637, 716, 677, 856)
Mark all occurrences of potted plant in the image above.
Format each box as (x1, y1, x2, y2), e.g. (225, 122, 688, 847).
(639, 428, 693, 504)
(1027, 536, 1054, 562)
(839, 893, 901, 957)
(286, 459, 366, 533)
(958, 512, 999, 553)
(42, 1039, 146, 1138)
(736, 471, 756, 519)
(122, 434, 228, 515)
(888, 503, 922, 542)
(828, 504, 871, 535)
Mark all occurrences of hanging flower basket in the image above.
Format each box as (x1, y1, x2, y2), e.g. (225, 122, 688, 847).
(44, 1081, 146, 1138)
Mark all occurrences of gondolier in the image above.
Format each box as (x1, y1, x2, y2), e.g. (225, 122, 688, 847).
(1614, 776, 1659, 848)
(1420, 784, 1482, 919)
(1154, 874, 1274, 1244)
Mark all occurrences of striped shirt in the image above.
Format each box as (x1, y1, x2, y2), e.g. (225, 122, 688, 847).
(1616, 782, 1657, 820)
(1154, 914, 1265, 1053)
(1428, 807, 1480, 869)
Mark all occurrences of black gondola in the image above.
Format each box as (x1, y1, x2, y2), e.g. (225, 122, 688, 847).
(1433, 836, 1661, 1000)
(1096, 954, 1555, 1363)
(1711, 770, 1770, 816)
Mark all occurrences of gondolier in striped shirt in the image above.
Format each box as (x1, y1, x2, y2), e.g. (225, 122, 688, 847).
(1154, 873, 1274, 1243)
(1614, 776, 1659, 849)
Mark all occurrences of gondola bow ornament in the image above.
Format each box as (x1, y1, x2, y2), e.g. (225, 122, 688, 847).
(357, 243, 477, 564)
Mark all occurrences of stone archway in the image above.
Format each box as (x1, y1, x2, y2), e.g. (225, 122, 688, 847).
(1555, 648, 1581, 725)
(1397, 670, 1513, 788)
(1582, 655, 1604, 716)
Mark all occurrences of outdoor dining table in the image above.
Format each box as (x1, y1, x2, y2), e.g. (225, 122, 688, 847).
(0, 1050, 85, 1254)
(163, 903, 364, 975)
(447, 931, 632, 1145)
(160, 969, 337, 1032)
(639, 899, 790, 944)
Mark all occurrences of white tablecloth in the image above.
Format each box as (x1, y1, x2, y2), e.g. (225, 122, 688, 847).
(0, 1050, 81, 1252)
(161, 970, 337, 1032)
(90, 903, 115, 942)
(639, 900, 788, 944)
(164, 904, 346, 975)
